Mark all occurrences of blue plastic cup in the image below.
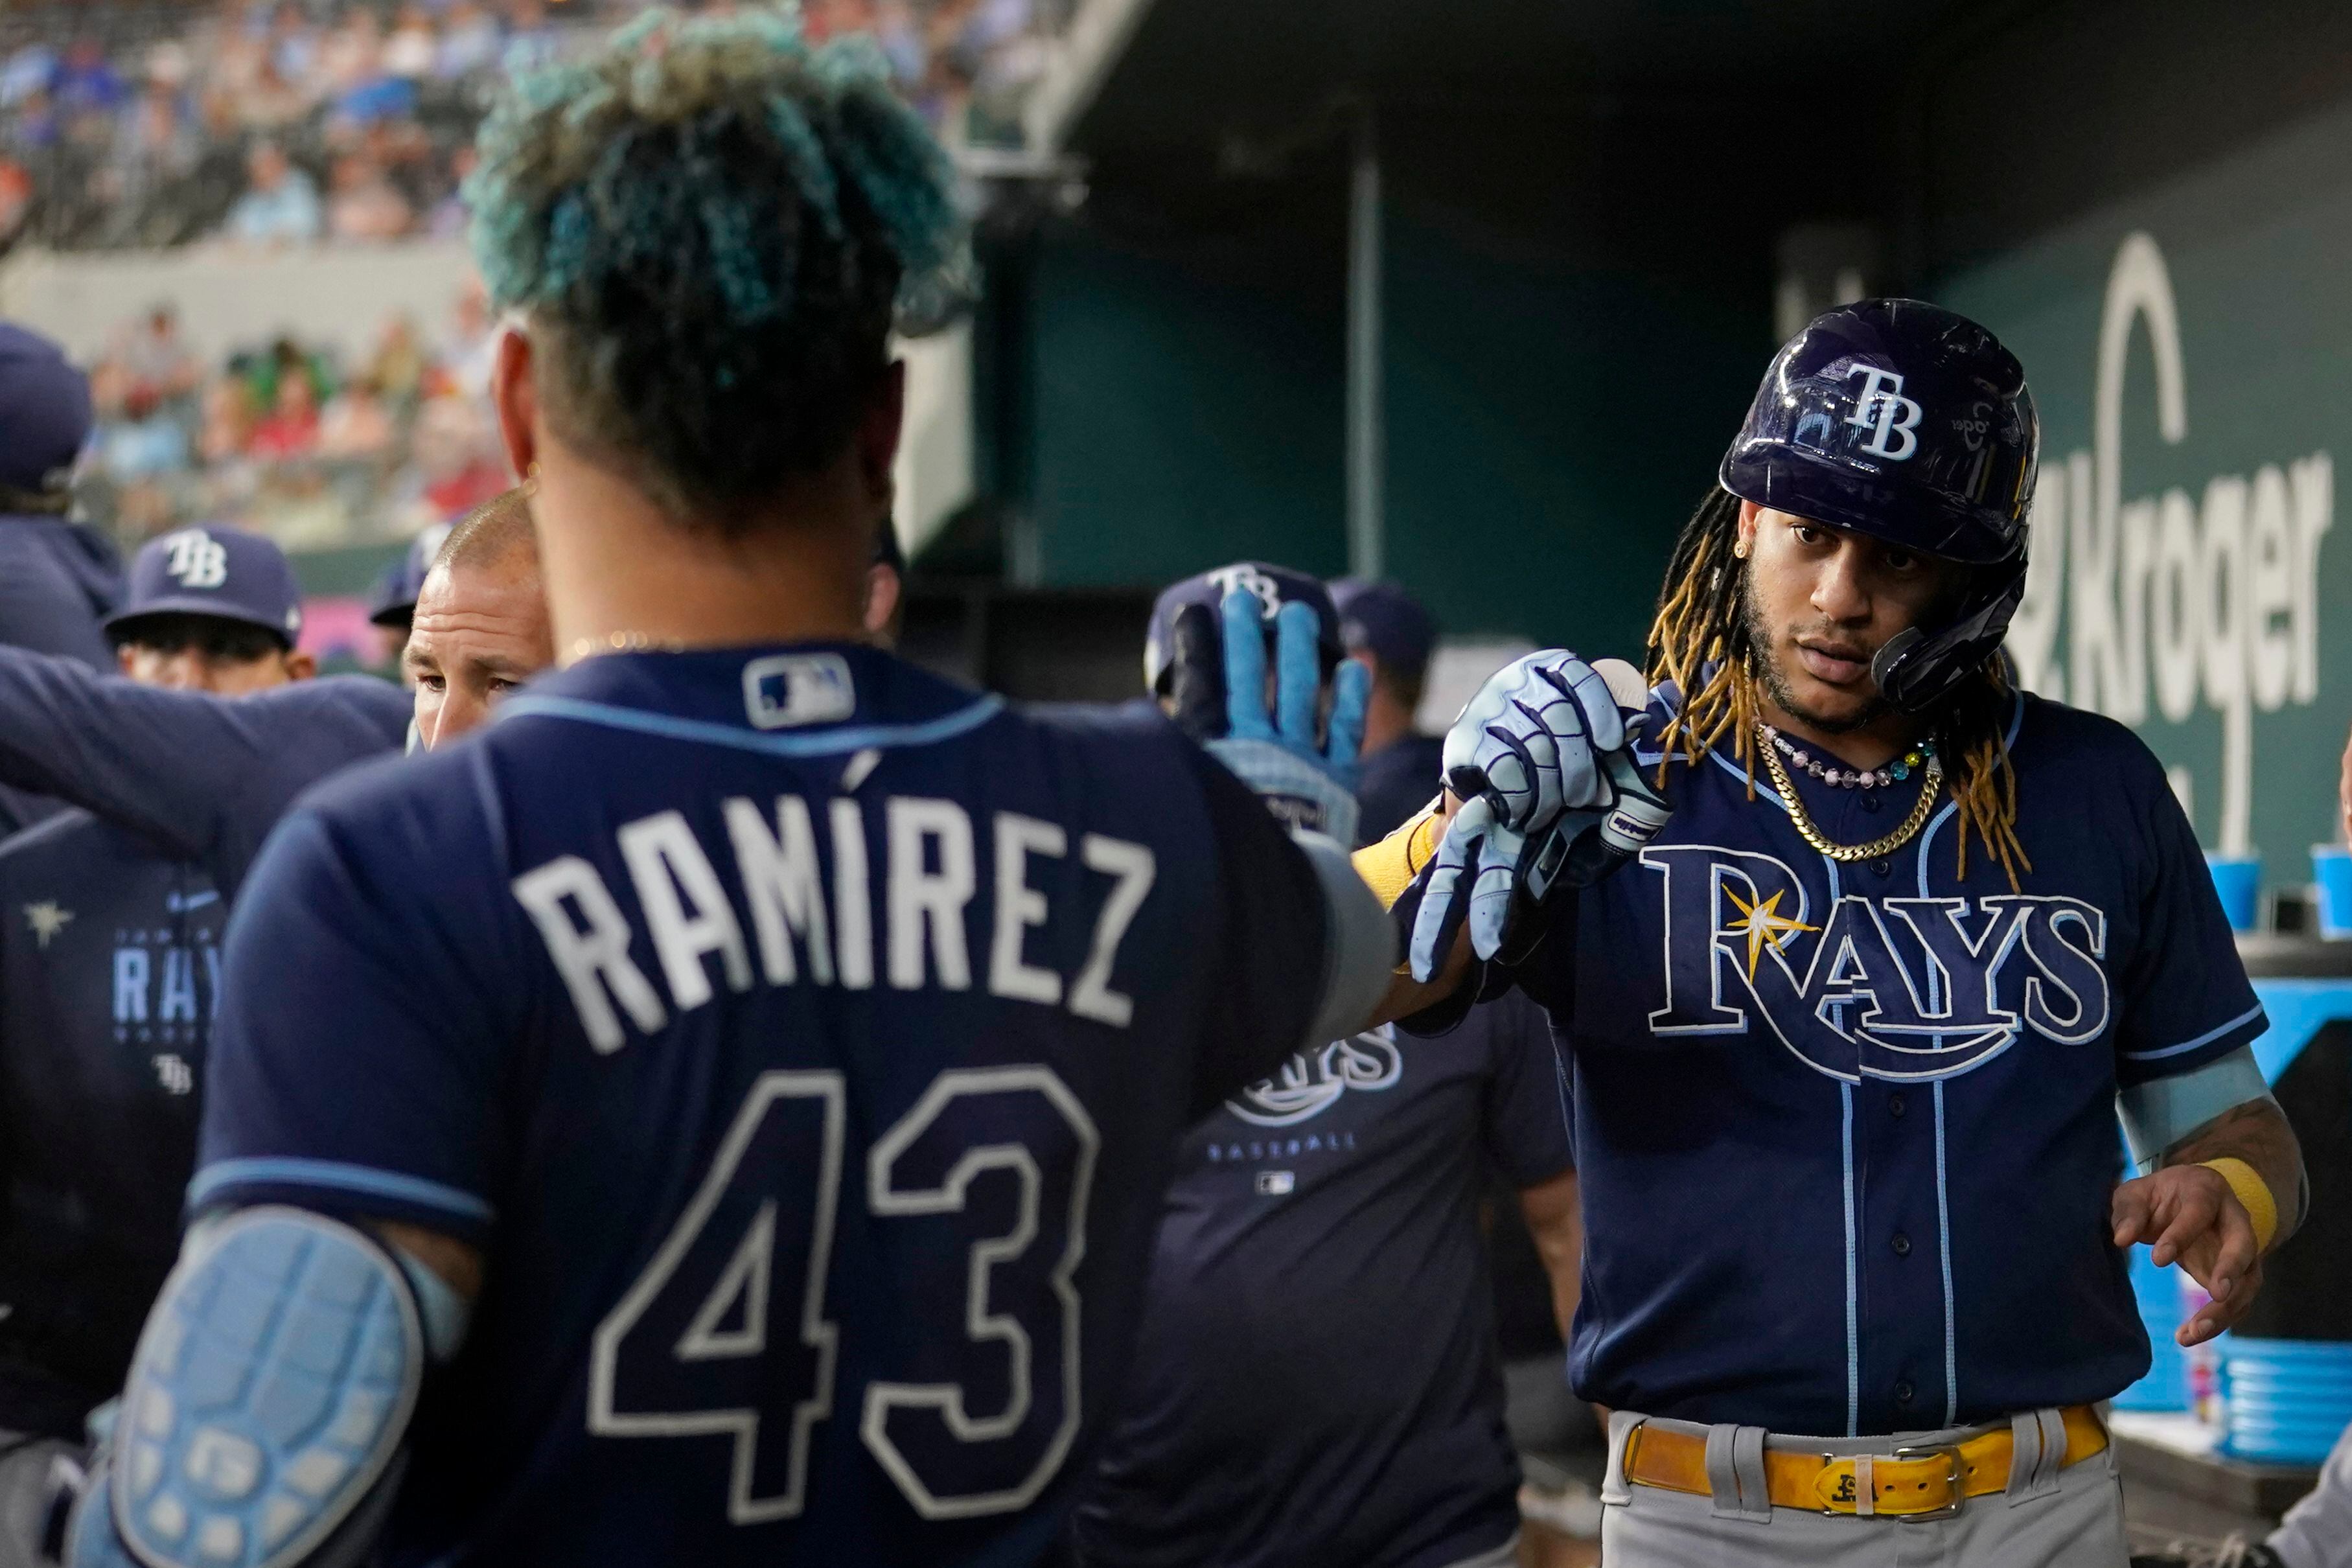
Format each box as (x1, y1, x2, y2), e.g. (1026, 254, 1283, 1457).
(2206, 854, 2262, 934)
(2314, 846, 2352, 938)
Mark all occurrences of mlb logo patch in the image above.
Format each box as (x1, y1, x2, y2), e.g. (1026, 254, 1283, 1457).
(742, 652, 856, 730)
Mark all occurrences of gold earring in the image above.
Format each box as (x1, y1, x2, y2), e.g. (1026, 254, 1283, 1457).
(1733, 538, 1750, 559)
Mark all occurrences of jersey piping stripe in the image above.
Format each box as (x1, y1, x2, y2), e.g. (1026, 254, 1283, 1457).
(1839, 1080, 1859, 1436)
(187, 1158, 495, 1223)
(2120, 1002, 2266, 1062)
(494, 692, 1008, 757)
(1933, 1079, 1958, 1425)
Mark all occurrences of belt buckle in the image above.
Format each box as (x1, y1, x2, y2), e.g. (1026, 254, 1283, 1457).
(1887, 1444, 1966, 1521)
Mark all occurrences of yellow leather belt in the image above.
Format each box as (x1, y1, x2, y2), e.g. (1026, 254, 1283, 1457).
(1621, 1405, 2108, 1520)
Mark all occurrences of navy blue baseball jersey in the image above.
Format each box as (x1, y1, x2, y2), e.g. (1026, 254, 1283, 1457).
(1498, 683, 2263, 1437)
(194, 643, 1339, 1565)
(1355, 732, 1445, 846)
(0, 648, 409, 899)
(0, 810, 222, 1438)
(1074, 989, 1569, 1568)
(0, 515, 124, 837)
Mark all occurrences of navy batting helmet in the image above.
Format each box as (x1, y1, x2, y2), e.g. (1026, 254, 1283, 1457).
(1720, 298, 2038, 714)
(1143, 562, 1341, 696)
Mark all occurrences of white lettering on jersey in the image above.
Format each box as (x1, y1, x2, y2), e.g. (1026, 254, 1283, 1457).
(829, 798, 875, 991)
(620, 810, 753, 1011)
(725, 796, 834, 986)
(514, 855, 669, 1053)
(157, 947, 200, 1023)
(1641, 843, 2112, 1083)
(1069, 835, 1155, 1028)
(989, 814, 1066, 1006)
(113, 949, 150, 1022)
(886, 798, 975, 991)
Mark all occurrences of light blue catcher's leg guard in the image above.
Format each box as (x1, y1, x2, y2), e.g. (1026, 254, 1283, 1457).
(68, 1208, 423, 1568)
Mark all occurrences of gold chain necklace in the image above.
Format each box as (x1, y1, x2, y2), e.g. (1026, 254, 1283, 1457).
(1756, 723, 1945, 862)
(568, 630, 689, 662)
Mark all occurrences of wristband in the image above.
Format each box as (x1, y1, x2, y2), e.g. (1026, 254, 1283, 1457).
(1351, 801, 1444, 912)
(2198, 1157, 2279, 1252)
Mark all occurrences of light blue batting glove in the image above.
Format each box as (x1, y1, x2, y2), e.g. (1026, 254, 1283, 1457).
(1203, 589, 1368, 845)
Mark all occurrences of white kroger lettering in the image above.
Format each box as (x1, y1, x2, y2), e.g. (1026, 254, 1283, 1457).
(1846, 365, 1924, 461)
(514, 855, 669, 1052)
(160, 529, 227, 589)
(2011, 231, 2334, 857)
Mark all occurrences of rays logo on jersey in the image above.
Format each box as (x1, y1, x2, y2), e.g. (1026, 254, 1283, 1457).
(1640, 845, 2110, 1082)
(1224, 1030, 1403, 1126)
(112, 925, 221, 1048)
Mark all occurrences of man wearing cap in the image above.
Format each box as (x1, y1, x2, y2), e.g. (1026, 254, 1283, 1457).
(0, 324, 128, 836)
(1070, 564, 1584, 1568)
(1365, 299, 2305, 1565)
(0, 489, 545, 902)
(364, 518, 454, 669)
(1332, 579, 1447, 846)
(0, 525, 316, 1559)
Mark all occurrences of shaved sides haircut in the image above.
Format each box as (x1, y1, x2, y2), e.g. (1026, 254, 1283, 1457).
(436, 487, 538, 575)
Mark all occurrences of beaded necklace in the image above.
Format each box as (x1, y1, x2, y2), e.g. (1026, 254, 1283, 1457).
(1760, 724, 1933, 790)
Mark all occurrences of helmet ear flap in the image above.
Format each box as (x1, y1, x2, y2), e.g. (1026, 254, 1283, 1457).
(1870, 555, 2027, 714)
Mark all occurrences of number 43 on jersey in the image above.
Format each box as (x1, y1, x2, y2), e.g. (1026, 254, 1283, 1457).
(589, 1066, 1100, 1523)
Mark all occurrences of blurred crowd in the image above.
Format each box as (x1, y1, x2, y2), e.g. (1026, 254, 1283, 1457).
(80, 288, 510, 548)
(0, 0, 1054, 254)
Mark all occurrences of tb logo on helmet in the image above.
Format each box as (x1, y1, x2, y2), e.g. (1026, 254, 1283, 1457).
(161, 528, 229, 590)
(1845, 365, 1924, 461)
(1205, 562, 1285, 621)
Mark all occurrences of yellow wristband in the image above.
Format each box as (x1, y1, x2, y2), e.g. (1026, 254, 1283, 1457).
(2198, 1157, 2279, 1253)
(1350, 801, 1445, 913)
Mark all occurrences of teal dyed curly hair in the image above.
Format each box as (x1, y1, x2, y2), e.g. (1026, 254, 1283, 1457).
(465, 7, 963, 525)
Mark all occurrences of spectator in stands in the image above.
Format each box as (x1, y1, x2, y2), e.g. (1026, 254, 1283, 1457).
(225, 141, 321, 246)
(317, 374, 395, 459)
(436, 0, 502, 78)
(365, 313, 429, 408)
(327, 152, 413, 241)
(115, 305, 202, 407)
(196, 377, 256, 467)
(384, 6, 437, 80)
(1330, 578, 1446, 844)
(94, 384, 191, 482)
(236, 57, 308, 132)
(247, 373, 320, 459)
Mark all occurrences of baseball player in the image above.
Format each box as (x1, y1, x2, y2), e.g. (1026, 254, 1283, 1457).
(1366, 299, 2305, 1565)
(0, 323, 127, 837)
(1331, 578, 1446, 845)
(64, 14, 1393, 1566)
(0, 526, 317, 1561)
(1071, 566, 1580, 1568)
(0, 490, 543, 903)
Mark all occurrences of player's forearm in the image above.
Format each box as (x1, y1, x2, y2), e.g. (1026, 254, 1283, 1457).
(1519, 1170, 1584, 1341)
(2162, 1098, 2307, 1251)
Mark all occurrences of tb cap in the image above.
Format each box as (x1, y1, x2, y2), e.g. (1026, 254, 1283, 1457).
(107, 525, 304, 648)
(1144, 561, 1342, 697)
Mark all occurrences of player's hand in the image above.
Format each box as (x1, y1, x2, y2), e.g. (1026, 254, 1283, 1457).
(1442, 651, 1627, 835)
(1172, 588, 1369, 845)
(2112, 1165, 2266, 1346)
(1409, 657, 1670, 980)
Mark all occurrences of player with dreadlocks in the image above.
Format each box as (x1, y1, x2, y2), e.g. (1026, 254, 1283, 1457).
(63, 11, 1393, 1566)
(1367, 299, 2309, 1565)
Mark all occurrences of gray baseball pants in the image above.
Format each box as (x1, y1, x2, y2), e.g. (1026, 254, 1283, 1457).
(1597, 1407, 2129, 1567)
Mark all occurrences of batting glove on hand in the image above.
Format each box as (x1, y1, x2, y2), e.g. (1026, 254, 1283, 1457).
(1409, 654, 1671, 980)
(1171, 588, 1369, 846)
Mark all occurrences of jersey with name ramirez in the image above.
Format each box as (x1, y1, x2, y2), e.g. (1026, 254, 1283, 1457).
(195, 643, 1333, 1567)
(1517, 684, 2263, 1438)
(0, 809, 221, 1437)
(1076, 989, 1569, 1568)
